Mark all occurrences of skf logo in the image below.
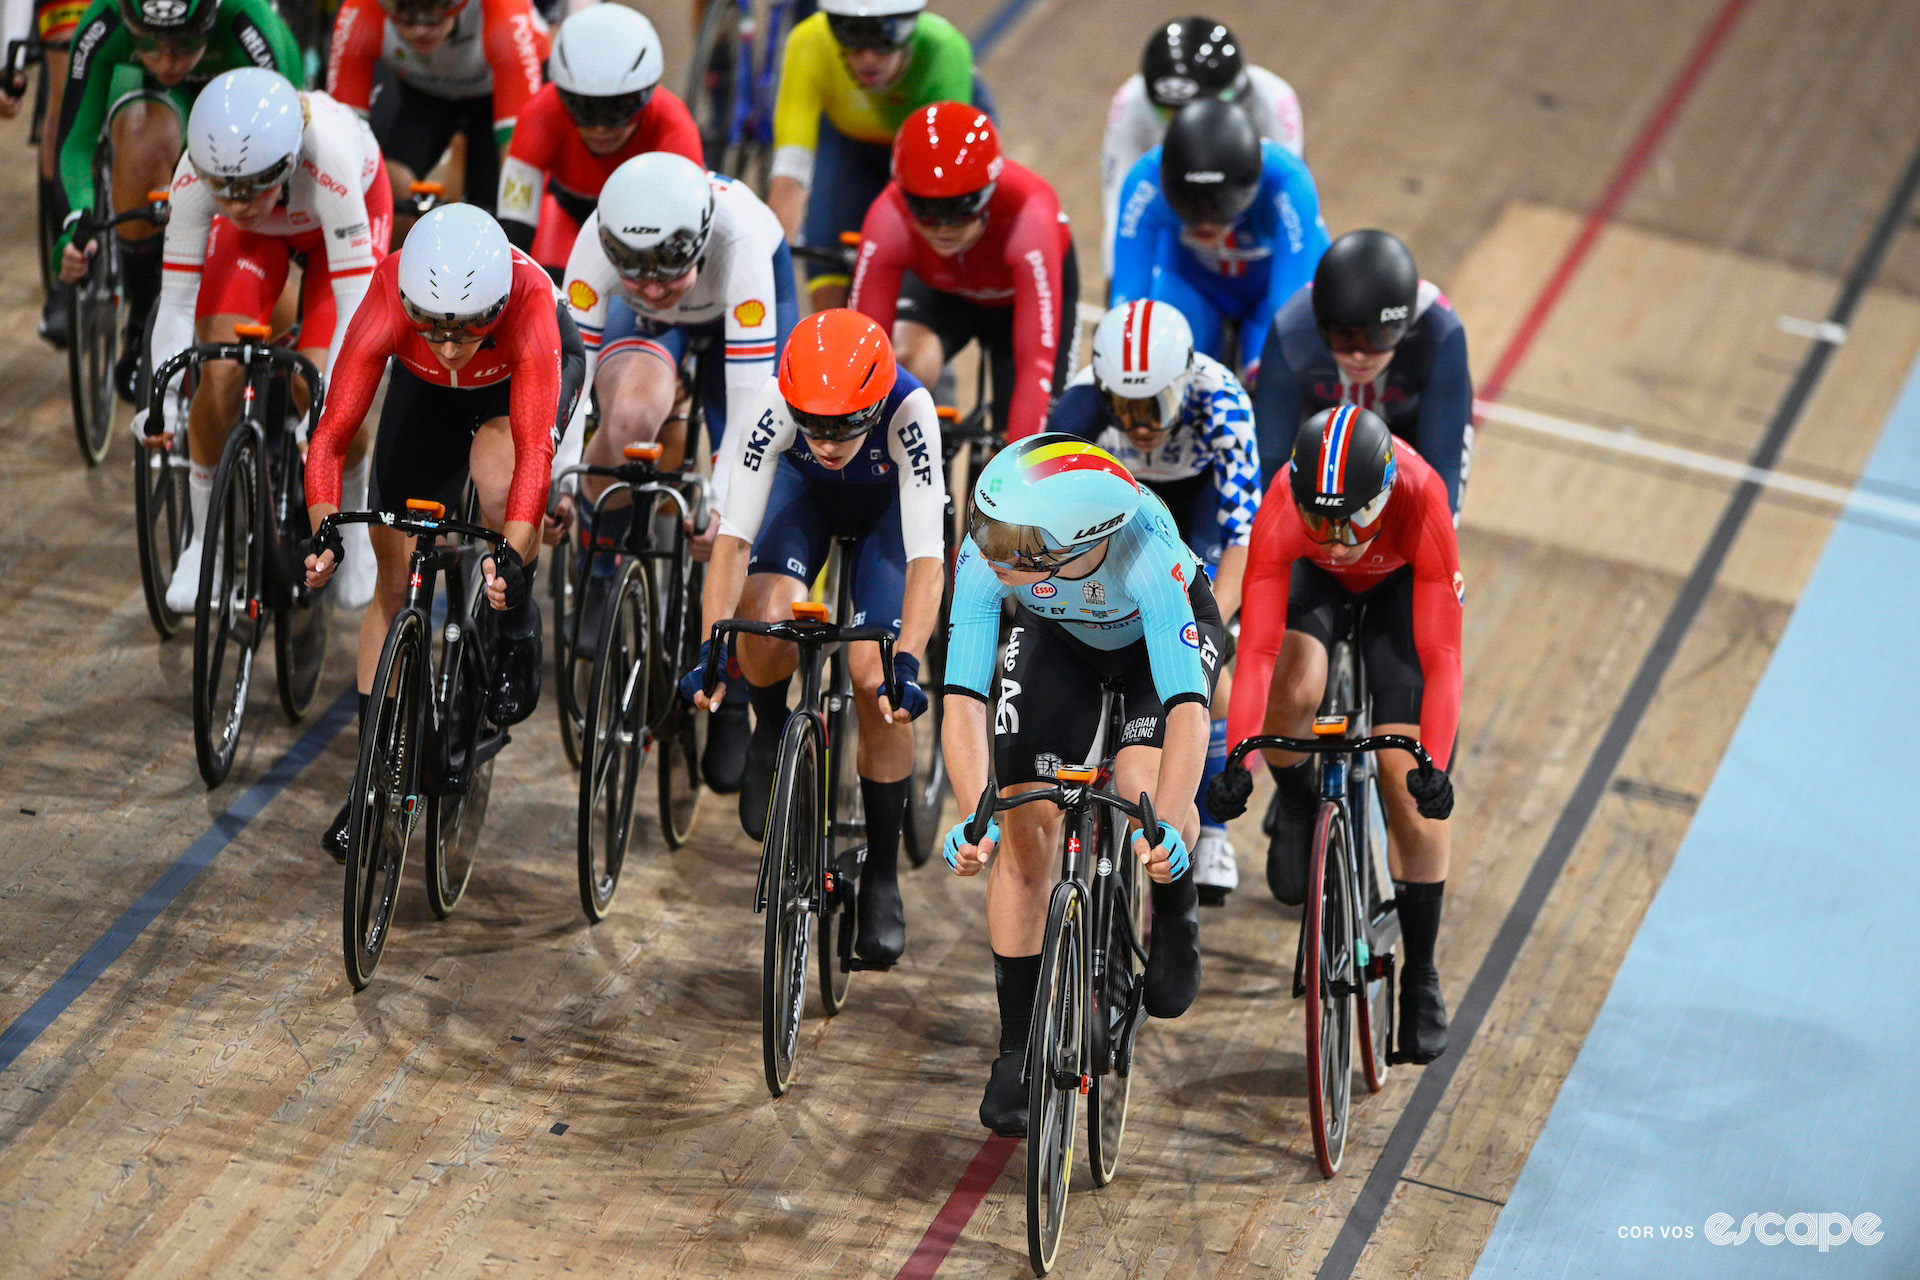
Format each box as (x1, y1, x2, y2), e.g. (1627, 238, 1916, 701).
(734, 299, 766, 328)
(567, 280, 598, 311)
(742, 409, 777, 472)
(1030, 582, 1056, 598)
(1453, 570, 1465, 605)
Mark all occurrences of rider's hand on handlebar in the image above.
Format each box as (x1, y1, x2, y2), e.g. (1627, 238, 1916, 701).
(1132, 823, 1190, 885)
(481, 543, 529, 613)
(876, 651, 928, 724)
(302, 525, 345, 590)
(684, 510, 718, 563)
(1206, 766, 1254, 821)
(0, 86, 22, 119)
(541, 493, 574, 547)
(680, 637, 729, 709)
(1406, 763, 1454, 820)
(944, 818, 999, 876)
(59, 239, 94, 285)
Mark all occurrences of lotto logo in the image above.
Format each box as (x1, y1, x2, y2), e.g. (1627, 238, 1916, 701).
(1180, 622, 1199, 648)
(1031, 582, 1056, 598)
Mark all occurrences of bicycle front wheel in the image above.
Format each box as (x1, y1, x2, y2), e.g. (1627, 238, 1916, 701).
(192, 428, 262, 787)
(577, 559, 652, 922)
(1026, 881, 1087, 1276)
(901, 600, 948, 867)
(685, 0, 745, 179)
(654, 554, 705, 848)
(761, 712, 821, 1097)
(132, 433, 190, 639)
(549, 534, 588, 768)
(424, 560, 495, 919)
(344, 609, 428, 990)
(65, 268, 117, 465)
(1304, 802, 1356, 1178)
(1088, 828, 1144, 1187)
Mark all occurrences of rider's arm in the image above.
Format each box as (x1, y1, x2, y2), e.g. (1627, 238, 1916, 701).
(1224, 482, 1302, 761)
(884, 387, 947, 663)
(1245, 149, 1329, 383)
(497, 88, 559, 251)
(1043, 380, 1106, 442)
(699, 382, 796, 636)
(1001, 179, 1068, 441)
(1106, 151, 1163, 308)
(229, 0, 305, 76)
(1415, 309, 1473, 517)
(1099, 79, 1153, 282)
(148, 156, 215, 399)
(52, 4, 123, 261)
(1251, 315, 1304, 484)
(1407, 477, 1464, 771)
(1247, 65, 1306, 159)
(910, 13, 975, 103)
(304, 267, 401, 520)
(309, 110, 384, 377)
(323, 0, 384, 112)
(938, 551, 1002, 821)
(1120, 531, 1212, 837)
(768, 14, 830, 239)
(479, 0, 545, 148)
(552, 214, 619, 481)
(1201, 369, 1261, 619)
(714, 215, 785, 448)
(847, 193, 910, 334)
(498, 262, 564, 561)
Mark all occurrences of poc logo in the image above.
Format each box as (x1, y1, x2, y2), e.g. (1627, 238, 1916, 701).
(1379, 304, 1410, 322)
(1704, 1212, 1883, 1251)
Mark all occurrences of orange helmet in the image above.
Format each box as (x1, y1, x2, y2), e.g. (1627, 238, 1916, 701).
(778, 309, 898, 440)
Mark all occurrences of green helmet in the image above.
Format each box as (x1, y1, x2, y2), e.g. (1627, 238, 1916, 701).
(116, 0, 222, 43)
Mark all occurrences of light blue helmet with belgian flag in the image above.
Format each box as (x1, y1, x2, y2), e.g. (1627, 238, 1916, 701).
(969, 433, 1141, 570)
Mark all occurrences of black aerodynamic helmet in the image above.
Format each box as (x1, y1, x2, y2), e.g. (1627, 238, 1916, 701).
(1289, 405, 1398, 544)
(1141, 16, 1248, 110)
(1159, 98, 1262, 227)
(1312, 230, 1420, 354)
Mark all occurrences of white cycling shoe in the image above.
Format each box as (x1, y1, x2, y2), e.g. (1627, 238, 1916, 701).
(165, 539, 208, 614)
(334, 520, 378, 609)
(1194, 828, 1239, 906)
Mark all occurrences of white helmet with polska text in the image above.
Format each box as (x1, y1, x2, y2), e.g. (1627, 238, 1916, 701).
(596, 153, 715, 281)
(549, 5, 664, 126)
(187, 68, 304, 201)
(398, 204, 514, 339)
(1091, 299, 1196, 430)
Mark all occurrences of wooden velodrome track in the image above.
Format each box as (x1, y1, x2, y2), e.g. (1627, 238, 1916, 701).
(4, 0, 1920, 1274)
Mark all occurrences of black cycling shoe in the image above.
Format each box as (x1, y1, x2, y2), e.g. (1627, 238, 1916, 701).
(702, 701, 750, 794)
(488, 630, 543, 726)
(853, 871, 905, 966)
(321, 800, 352, 865)
(1393, 964, 1449, 1064)
(38, 289, 69, 350)
(738, 721, 780, 841)
(1143, 898, 1202, 1019)
(114, 340, 141, 405)
(979, 1051, 1027, 1136)
(1264, 770, 1318, 906)
(572, 572, 612, 658)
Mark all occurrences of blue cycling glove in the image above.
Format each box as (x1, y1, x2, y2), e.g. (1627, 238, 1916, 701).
(881, 651, 928, 720)
(943, 817, 1000, 870)
(1135, 822, 1191, 880)
(677, 637, 728, 705)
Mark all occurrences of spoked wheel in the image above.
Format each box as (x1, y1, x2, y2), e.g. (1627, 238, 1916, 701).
(760, 713, 820, 1097)
(685, 0, 747, 181)
(65, 248, 119, 465)
(549, 535, 589, 768)
(577, 559, 652, 922)
(132, 432, 191, 639)
(192, 429, 261, 787)
(1088, 838, 1145, 1187)
(1026, 884, 1086, 1277)
(1304, 803, 1356, 1178)
(344, 610, 427, 990)
(425, 563, 496, 919)
(901, 605, 948, 867)
(653, 556, 706, 847)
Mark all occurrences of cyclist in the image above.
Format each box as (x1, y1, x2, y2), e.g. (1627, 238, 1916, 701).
(942, 435, 1223, 1134)
(849, 101, 1076, 443)
(1110, 97, 1327, 382)
(767, 0, 982, 311)
(1254, 229, 1472, 512)
(304, 202, 585, 861)
(325, 0, 548, 227)
(496, 4, 702, 279)
(52, 0, 303, 399)
(2, 0, 88, 345)
(1101, 15, 1303, 277)
(679, 309, 944, 967)
(1225, 405, 1460, 1063)
(150, 68, 390, 613)
(1049, 299, 1258, 905)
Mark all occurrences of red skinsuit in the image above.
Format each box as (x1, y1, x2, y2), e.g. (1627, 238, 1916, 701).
(1227, 442, 1463, 770)
(327, 0, 546, 132)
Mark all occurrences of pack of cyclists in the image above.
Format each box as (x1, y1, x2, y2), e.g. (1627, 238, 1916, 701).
(32, 1, 1472, 1151)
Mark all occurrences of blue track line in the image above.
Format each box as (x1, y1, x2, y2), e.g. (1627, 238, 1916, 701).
(971, 0, 1042, 59)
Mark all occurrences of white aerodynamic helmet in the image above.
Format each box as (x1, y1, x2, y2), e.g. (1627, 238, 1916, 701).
(596, 153, 715, 281)
(399, 204, 514, 338)
(186, 68, 304, 200)
(819, 0, 923, 50)
(1091, 299, 1196, 429)
(549, 4, 664, 121)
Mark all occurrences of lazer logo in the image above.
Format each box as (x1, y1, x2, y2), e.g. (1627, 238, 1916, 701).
(1072, 513, 1125, 541)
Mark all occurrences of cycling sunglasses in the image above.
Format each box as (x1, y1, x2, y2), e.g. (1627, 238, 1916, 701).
(194, 154, 297, 203)
(1318, 320, 1409, 355)
(557, 85, 653, 130)
(383, 0, 464, 28)
(968, 515, 1098, 573)
(790, 399, 884, 443)
(903, 185, 994, 228)
(600, 223, 704, 284)
(401, 294, 505, 344)
(130, 30, 208, 55)
(827, 12, 916, 52)
(1296, 496, 1390, 547)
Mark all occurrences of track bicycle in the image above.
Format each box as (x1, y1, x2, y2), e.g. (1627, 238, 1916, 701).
(685, 0, 803, 191)
(149, 325, 330, 786)
(318, 502, 511, 990)
(65, 178, 171, 464)
(955, 684, 1155, 1277)
(1210, 611, 1439, 1176)
(6, 38, 61, 308)
(699, 541, 904, 1098)
(556, 443, 711, 922)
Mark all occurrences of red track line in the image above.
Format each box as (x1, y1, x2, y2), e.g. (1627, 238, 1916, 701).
(888, 2, 1754, 1275)
(892, 1135, 1019, 1279)
(1477, 0, 1754, 403)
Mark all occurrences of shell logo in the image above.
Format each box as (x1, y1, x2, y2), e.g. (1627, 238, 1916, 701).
(567, 280, 598, 312)
(734, 299, 766, 328)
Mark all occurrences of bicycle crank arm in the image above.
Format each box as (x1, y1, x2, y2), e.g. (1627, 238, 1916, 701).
(1114, 979, 1148, 1078)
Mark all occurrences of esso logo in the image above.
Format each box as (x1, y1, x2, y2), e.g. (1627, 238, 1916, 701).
(1379, 304, 1410, 323)
(1180, 622, 1199, 648)
(1031, 582, 1057, 598)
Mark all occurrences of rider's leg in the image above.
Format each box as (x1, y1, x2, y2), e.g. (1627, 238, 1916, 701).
(370, 76, 456, 249)
(797, 124, 888, 313)
(107, 97, 180, 397)
(296, 254, 382, 605)
(892, 319, 946, 397)
(321, 520, 414, 860)
(456, 94, 500, 218)
(734, 569, 807, 836)
(470, 412, 544, 725)
(845, 525, 912, 963)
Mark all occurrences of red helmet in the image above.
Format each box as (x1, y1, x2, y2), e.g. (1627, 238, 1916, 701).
(892, 101, 1002, 224)
(778, 309, 898, 440)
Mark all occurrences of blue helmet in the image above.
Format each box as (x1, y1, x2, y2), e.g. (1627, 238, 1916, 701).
(969, 434, 1141, 569)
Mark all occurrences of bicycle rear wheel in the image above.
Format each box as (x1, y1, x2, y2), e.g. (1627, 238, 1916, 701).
(685, 0, 746, 179)
(132, 433, 190, 639)
(1088, 822, 1144, 1187)
(577, 559, 652, 922)
(760, 712, 821, 1097)
(549, 534, 588, 768)
(1026, 881, 1086, 1276)
(1304, 802, 1356, 1178)
(425, 559, 494, 919)
(65, 263, 118, 465)
(192, 428, 262, 787)
(654, 557, 705, 847)
(344, 609, 427, 990)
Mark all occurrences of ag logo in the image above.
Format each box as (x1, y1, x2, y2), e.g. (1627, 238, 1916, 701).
(566, 279, 598, 311)
(142, 0, 187, 19)
(1180, 622, 1200, 648)
(1030, 582, 1056, 598)
(1151, 75, 1199, 104)
(1453, 569, 1465, 605)
(734, 298, 765, 327)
